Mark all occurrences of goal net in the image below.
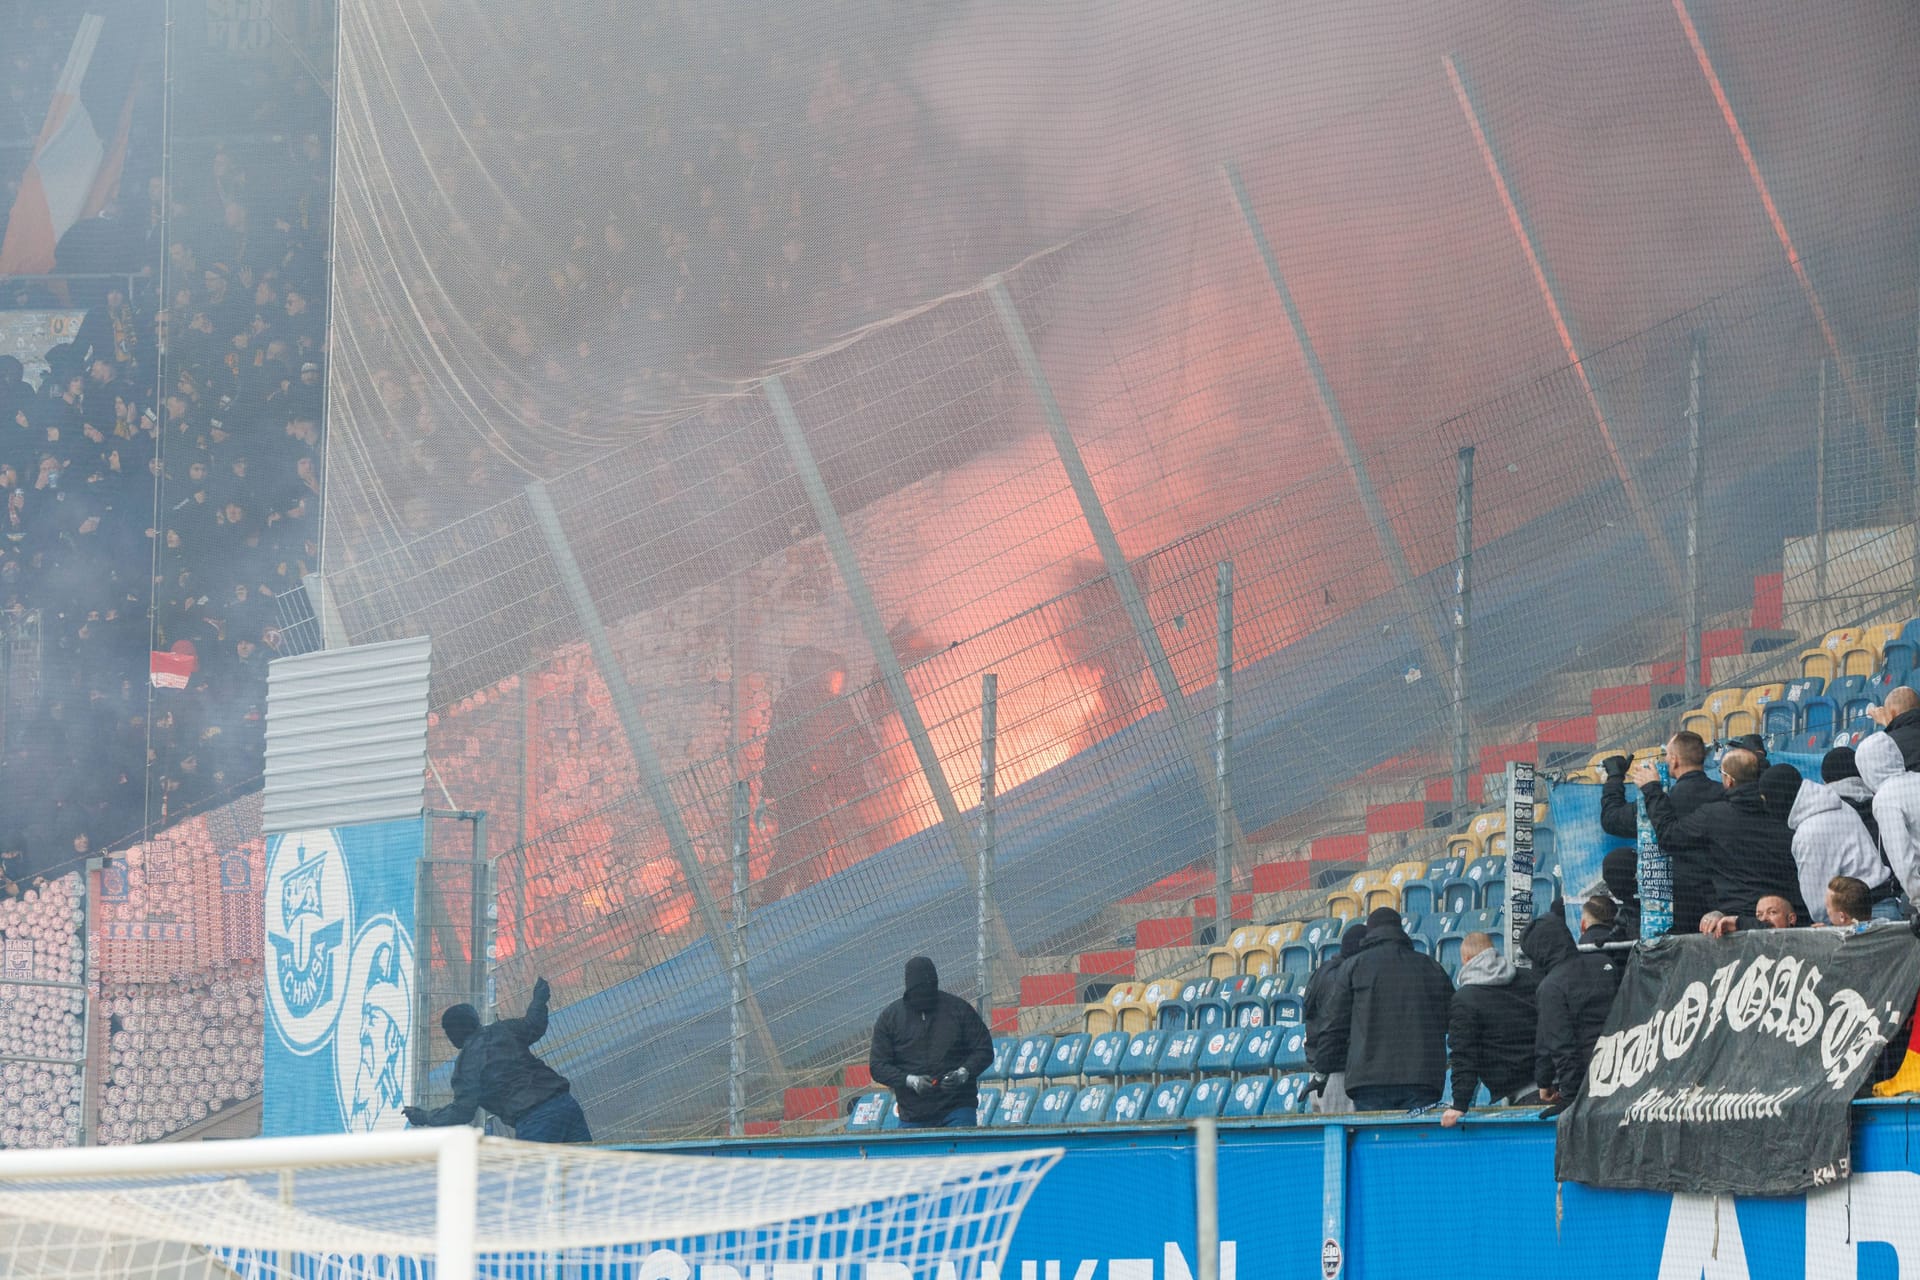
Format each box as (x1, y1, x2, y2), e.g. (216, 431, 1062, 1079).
(0, 1129, 1058, 1279)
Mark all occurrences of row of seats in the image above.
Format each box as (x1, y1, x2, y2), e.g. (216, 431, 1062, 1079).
(986, 1023, 1312, 1084)
(1798, 621, 1920, 684)
(847, 1072, 1324, 1130)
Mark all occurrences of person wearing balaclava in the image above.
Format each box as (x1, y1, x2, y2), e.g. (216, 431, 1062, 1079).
(404, 976, 591, 1142)
(868, 956, 994, 1127)
(1596, 848, 1641, 943)
(1302, 921, 1367, 1114)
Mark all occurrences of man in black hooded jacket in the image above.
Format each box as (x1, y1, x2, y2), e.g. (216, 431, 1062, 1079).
(1318, 908, 1453, 1112)
(1303, 922, 1367, 1113)
(1524, 900, 1623, 1116)
(1600, 732, 1715, 933)
(869, 956, 994, 1127)
(404, 977, 590, 1141)
(1869, 686, 1920, 767)
(1635, 747, 1810, 927)
(1441, 931, 1540, 1126)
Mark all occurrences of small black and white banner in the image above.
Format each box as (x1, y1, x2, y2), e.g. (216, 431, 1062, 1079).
(1556, 924, 1920, 1196)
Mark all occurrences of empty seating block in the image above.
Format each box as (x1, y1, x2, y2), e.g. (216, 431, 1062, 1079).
(1157, 1030, 1203, 1076)
(1119, 1031, 1167, 1078)
(992, 1086, 1038, 1127)
(1070, 1083, 1114, 1124)
(1146, 1081, 1191, 1120)
(1031, 1084, 1077, 1125)
(1083, 1031, 1128, 1079)
(1196, 1027, 1246, 1074)
(1224, 1076, 1271, 1117)
(1271, 1022, 1308, 1071)
(1265, 1074, 1310, 1115)
(975, 1088, 1000, 1127)
(1009, 1035, 1053, 1079)
(1108, 1082, 1151, 1123)
(1183, 1079, 1230, 1119)
(1044, 1033, 1091, 1079)
(1234, 1026, 1281, 1073)
(1084, 981, 1146, 1035)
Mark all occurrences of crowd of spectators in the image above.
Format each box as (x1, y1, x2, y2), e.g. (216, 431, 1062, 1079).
(0, 4, 332, 886)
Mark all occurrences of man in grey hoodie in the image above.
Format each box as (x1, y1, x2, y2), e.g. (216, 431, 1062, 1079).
(1857, 731, 1920, 904)
(1759, 762, 1899, 923)
(1440, 932, 1539, 1127)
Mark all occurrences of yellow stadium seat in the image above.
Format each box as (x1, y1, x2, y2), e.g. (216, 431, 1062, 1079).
(1679, 708, 1716, 740)
(1362, 880, 1403, 915)
(1228, 925, 1275, 976)
(1085, 982, 1146, 1035)
(1801, 630, 1858, 682)
(1324, 888, 1363, 922)
(1203, 946, 1238, 980)
(1384, 860, 1429, 890)
(1328, 869, 1388, 921)
(1702, 687, 1745, 724)
(1133, 978, 1183, 1031)
(1720, 707, 1759, 739)
(1261, 921, 1305, 951)
(1840, 626, 1898, 677)
(1741, 683, 1785, 711)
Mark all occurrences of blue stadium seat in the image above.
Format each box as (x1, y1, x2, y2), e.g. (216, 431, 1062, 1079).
(1223, 1076, 1271, 1118)
(1119, 1031, 1166, 1079)
(1270, 992, 1304, 1023)
(975, 1088, 1001, 1127)
(1829, 674, 1869, 706)
(1195, 1027, 1246, 1074)
(1438, 867, 1477, 915)
(980, 1037, 1016, 1083)
(1887, 640, 1920, 683)
(1182, 1078, 1230, 1119)
(1156, 1030, 1203, 1076)
(1180, 977, 1222, 1004)
(1010, 1035, 1054, 1079)
(1762, 699, 1798, 740)
(1069, 1083, 1114, 1125)
(1234, 1025, 1281, 1074)
(1192, 993, 1231, 1031)
(1253, 973, 1295, 1000)
(1411, 913, 1448, 947)
(1782, 676, 1825, 703)
(1031, 1084, 1077, 1125)
(1401, 873, 1441, 918)
(1277, 935, 1317, 985)
(1800, 695, 1839, 741)
(1107, 1082, 1151, 1124)
(1082, 1031, 1128, 1080)
(846, 1091, 891, 1132)
(1217, 974, 1256, 999)
(1155, 998, 1192, 1031)
(1264, 1074, 1310, 1116)
(1044, 1033, 1091, 1080)
(1532, 874, 1560, 917)
(1145, 1081, 1191, 1121)
(1467, 856, 1504, 905)
(1478, 875, 1507, 913)
(881, 1096, 903, 1129)
(991, 1086, 1038, 1127)
(1228, 986, 1270, 1027)
(1271, 1021, 1308, 1071)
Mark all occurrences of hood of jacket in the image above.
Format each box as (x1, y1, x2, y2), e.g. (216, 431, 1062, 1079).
(1456, 945, 1517, 988)
(903, 956, 940, 1014)
(1521, 912, 1577, 975)
(1858, 731, 1905, 793)
(1788, 778, 1846, 830)
(1830, 775, 1875, 806)
(1724, 780, 1773, 816)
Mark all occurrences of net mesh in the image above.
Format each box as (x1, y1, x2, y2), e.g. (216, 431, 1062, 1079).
(0, 1136, 1058, 1278)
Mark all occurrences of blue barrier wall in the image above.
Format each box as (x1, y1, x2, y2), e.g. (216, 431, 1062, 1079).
(643, 1101, 1920, 1279)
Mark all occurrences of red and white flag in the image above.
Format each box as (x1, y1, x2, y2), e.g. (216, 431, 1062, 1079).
(0, 14, 143, 277)
(150, 642, 198, 690)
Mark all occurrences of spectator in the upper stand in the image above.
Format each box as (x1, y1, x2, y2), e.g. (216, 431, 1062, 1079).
(1635, 747, 1811, 929)
(1826, 875, 1874, 927)
(1303, 921, 1368, 1115)
(1524, 898, 1623, 1116)
(1602, 732, 1715, 933)
(1821, 746, 1882, 847)
(1441, 932, 1540, 1127)
(1869, 686, 1920, 768)
(1595, 847, 1641, 943)
(1318, 908, 1453, 1113)
(868, 956, 993, 1129)
(1758, 761, 1899, 923)
(1858, 728, 1920, 901)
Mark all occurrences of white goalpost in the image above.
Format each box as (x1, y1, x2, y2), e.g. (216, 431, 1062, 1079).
(0, 1129, 1059, 1279)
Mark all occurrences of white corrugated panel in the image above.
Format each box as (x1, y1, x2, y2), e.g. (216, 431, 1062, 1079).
(263, 636, 431, 834)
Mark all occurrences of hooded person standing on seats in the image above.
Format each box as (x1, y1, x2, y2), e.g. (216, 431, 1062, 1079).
(1318, 908, 1453, 1113)
(1635, 747, 1810, 929)
(1595, 848, 1641, 943)
(1759, 761, 1899, 923)
(403, 977, 591, 1142)
(1822, 746, 1882, 847)
(1523, 899, 1622, 1116)
(1303, 922, 1368, 1114)
(1601, 732, 1716, 933)
(1858, 729, 1920, 902)
(869, 956, 994, 1128)
(1441, 932, 1540, 1127)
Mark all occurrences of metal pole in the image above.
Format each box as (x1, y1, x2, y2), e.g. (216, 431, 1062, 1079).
(469, 812, 488, 1021)
(987, 279, 1247, 851)
(977, 674, 998, 1019)
(78, 857, 102, 1146)
(1194, 1116, 1220, 1280)
(1912, 259, 1920, 601)
(1321, 1125, 1348, 1280)
(1443, 57, 1685, 598)
(1213, 562, 1234, 931)
(729, 780, 749, 1138)
(1685, 334, 1705, 711)
(1452, 447, 1475, 812)
(1222, 167, 1456, 695)
(763, 377, 1019, 974)
(524, 480, 784, 1076)
(1814, 359, 1828, 612)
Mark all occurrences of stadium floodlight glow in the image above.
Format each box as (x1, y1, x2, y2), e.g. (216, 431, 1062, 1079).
(0, 1129, 1060, 1280)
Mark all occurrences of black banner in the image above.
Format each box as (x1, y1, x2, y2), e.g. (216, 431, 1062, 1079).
(1556, 924, 1920, 1196)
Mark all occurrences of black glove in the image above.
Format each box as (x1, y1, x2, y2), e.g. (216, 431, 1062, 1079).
(532, 976, 551, 1003)
(940, 1067, 970, 1089)
(402, 1106, 429, 1127)
(1601, 755, 1630, 781)
(1303, 1073, 1328, 1098)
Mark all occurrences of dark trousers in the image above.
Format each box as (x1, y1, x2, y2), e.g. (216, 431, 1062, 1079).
(899, 1104, 978, 1129)
(1348, 1084, 1440, 1113)
(515, 1091, 592, 1142)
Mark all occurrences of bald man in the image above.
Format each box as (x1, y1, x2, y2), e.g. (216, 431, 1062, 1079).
(1868, 686, 1920, 769)
(1639, 747, 1809, 929)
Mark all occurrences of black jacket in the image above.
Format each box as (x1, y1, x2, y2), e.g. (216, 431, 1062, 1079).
(423, 990, 570, 1128)
(869, 984, 994, 1123)
(1603, 769, 1719, 933)
(1887, 707, 1920, 771)
(1318, 919, 1453, 1094)
(1524, 919, 1622, 1097)
(1644, 779, 1812, 926)
(1447, 959, 1540, 1111)
(1302, 954, 1349, 1074)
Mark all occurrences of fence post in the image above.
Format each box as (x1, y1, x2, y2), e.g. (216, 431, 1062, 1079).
(1814, 359, 1828, 613)
(1685, 334, 1705, 712)
(1453, 447, 1475, 812)
(1213, 563, 1234, 932)
(730, 780, 750, 1138)
(1194, 1116, 1220, 1280)
(978, 674, 998, 1019)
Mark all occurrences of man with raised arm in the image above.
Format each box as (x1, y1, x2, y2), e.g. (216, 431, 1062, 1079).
(403, 977, 592, 1142)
